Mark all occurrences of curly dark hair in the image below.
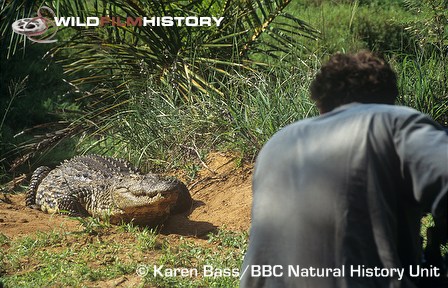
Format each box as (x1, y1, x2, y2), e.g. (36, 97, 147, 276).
(310, 51, 398, 113)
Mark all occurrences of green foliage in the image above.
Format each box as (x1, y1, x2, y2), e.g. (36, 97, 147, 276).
(420, 214, 448, 257)
(1, 0, 447, 174)
(44, 0, 319, 116)
(208, 228, 249, 251)
(1, 1, 447, 287)
(74, 67, 317, 171)
(71, 215, 111, 235)
(0, 0, 36, 59)
(300, 0, 405, 5)
(53, 0, 318, 96)
(136, 228, 159, 252)
(401, 0, 448, 127)
(0, 42, 77, 176)
(1, 230, 135, 287)
(1, 0, 320, 172)
(394, 50, 448, 126)
(0, 233, 9, 246)
(1, 228, 248, 287)
(146, 229, 248, 287)
(404, 0, 448, 54)
(355, 12, 415, 53)
(0, 77, 28, 178)
(286, 0, 418, 55)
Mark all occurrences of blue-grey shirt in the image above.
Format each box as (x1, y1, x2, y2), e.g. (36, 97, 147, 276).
(241, 103, 448, 288)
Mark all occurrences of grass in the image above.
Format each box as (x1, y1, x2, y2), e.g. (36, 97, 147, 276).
(62, 0, 447, 171)
(2, 237, 135, 287)
(74, 66, 318, 173)
(1, 216, 445, 287)
(1, 0, 446, 174)
(285, 0, 417, 56)
(393, 50, 448, 125)
(146, 230, 247, 287)
(0, 223, 247, 288)
(1, 0, 447, 286)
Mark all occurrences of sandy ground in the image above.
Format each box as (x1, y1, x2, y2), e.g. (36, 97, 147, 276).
(0, 152, 253, 239)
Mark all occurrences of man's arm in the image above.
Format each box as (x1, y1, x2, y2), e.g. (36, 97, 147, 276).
(397, 116, 448, 283)
(395, 113, 448, 216)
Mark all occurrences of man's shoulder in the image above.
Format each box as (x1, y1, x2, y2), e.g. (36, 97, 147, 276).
(268, 104, 431, 144)
(337, 103, 421, 117)
(351, 104, 441, 129)
(322, 103, 428, 128)
(287, 104, 422, 129)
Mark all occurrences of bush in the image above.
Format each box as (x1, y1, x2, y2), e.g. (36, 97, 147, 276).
(355, 14, 415, 53)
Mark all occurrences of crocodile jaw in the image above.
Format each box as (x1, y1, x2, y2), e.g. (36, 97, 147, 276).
(109, 192, 178, 226)
(110, 175, 181, 225)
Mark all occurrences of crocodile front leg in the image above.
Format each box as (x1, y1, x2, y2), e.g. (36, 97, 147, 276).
(37, 186, 91, 217)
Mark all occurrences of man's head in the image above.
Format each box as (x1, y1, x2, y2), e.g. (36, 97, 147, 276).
(310, 51, 398, 113)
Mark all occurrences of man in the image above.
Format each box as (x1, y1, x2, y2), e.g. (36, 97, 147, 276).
(240, 51, 447, 287)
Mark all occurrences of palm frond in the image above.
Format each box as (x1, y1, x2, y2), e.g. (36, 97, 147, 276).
(4, 0, 319, 169)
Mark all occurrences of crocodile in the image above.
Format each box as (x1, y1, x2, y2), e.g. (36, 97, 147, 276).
(26, 155, 192, 226)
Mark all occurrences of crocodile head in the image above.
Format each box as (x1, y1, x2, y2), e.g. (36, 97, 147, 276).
(109, 173, 182, 226)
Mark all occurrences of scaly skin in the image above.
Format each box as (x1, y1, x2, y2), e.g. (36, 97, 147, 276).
(26, 155, 192, 226)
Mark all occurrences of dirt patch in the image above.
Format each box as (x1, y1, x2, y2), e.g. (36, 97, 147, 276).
(0, 152, 253, 239)
(0, 194, 82, 238)
(84, 275, 142, 288)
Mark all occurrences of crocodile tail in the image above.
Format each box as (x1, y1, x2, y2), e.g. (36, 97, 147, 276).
(26, 166, 51, 207)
